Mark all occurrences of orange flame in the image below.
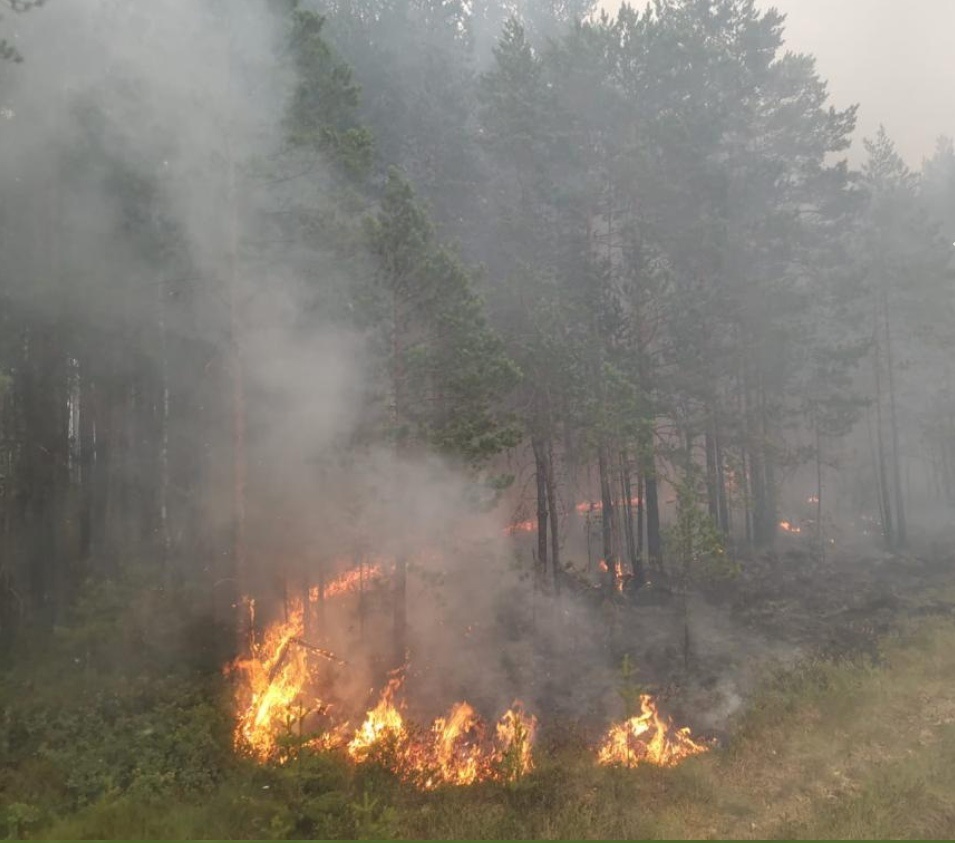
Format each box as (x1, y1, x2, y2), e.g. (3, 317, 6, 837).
(231, 599, 322, 760)
(309, 562, 386, 602)
(779, 520, 802, 534)
(231, 584, 538, 787)
(344, 678, 537, 789)
(505, 519, 537, 535)
(598, 559, 628, 592)
(577, 497, 641, 514)
(346, 675, 407, 762)
(597, 694, 710, 768)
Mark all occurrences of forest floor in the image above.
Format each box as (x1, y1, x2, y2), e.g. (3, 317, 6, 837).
(3, 540, 955, 839)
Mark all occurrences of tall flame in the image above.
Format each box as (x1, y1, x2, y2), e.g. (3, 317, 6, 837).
(597, 694, 709, 768)
(231, 600, 321, 760)
(231, 571, 539, 787)
(344, 677, 537, 789)
(232, 570, 706, 786)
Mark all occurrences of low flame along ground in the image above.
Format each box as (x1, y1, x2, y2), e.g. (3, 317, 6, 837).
(229, 562, 709, 787)
(596, 694, 710, 768)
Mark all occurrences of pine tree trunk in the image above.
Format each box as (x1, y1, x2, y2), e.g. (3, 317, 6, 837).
(158, 275, 171, 570)
(881, 286, 907, 547)
(752, 386, 777, 548)
(620, 449, 643, 585)
(227, 150, 248, 640)
(645, 463, 661, 575)
(545, 435, 560, 594)
(872, 329, 894, 549)
(531, 436, 549, 588)
(636, 472, 645, 558)
(597, 443, 618, 591)
(705, 423, 719, 524)
(392, 280, 408, 667)
(77, 371, 94, 563)
(715, 428, 730, 536)
(814, 407, 824, 558)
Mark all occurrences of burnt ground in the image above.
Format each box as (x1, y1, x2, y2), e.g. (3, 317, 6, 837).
(527, 533, 955, 749)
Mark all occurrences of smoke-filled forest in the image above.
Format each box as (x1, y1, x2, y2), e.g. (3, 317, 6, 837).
(2, 0, 955, 839)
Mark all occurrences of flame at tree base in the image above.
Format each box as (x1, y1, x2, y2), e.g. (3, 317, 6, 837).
(597, 694, 710, 768)
(228, 575, 538, 789)
(229, 567, 708, 787)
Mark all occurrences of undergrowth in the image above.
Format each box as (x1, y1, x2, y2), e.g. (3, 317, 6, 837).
(4, 575, 955, 839)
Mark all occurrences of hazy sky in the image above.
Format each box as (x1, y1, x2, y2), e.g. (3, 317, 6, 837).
(598, 0, 955, 168)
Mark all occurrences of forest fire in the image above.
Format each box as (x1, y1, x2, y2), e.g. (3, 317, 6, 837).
(597, 694, 710, 768)
(576, 497, 640, 514)
(778, 520, 802, 534)
(232, 563, 708, 787)
(598, 559, 628, 592)
(230, 570, 538, 788)
(505, 518, 536, 534)
(309, 561, 387, 601)
(344, 680, 537, 789)
(231, 599, 322, 760)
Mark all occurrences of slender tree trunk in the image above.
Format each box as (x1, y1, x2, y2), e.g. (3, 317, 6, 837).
(645, 461, 661, 575)
(223, 34, 248, 642)
(597, 443, 619, 591)
(158, 275, 171, 570)
(620, 449, 644, 585)
(393, 283, 408, 667)
(545, 435, 560, 594)
(531, 435, 549, 588)
(881, 286, 906, 547)
(302, 574, 311, 639)
(636, 471, 644, 558)
(715, 427, 730, 535)
(77, 372, 94, 562)
(752, 385, 777, 548)
(872, 330, 894, 549)
(705, 422, 719, 524)
(814, 406, 824, 560)
(738, 354, 757, 547)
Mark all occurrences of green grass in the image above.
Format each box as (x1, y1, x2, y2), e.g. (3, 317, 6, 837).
(6, 579, 955, 839)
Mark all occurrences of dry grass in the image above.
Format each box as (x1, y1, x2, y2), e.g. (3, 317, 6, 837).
(23, 610, 955, 839)
(392, 614, 955, 839)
